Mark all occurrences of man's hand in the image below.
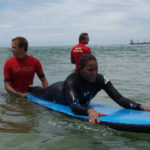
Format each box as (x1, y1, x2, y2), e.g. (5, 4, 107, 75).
(19, 93, 27, 98)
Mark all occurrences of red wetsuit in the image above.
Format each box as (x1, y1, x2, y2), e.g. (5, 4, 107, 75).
(71, 43, 91, 70)
(4, 55, 45, 92)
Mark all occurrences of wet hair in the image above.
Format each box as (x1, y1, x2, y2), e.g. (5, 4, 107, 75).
(12, 37, 28, 52)
(78, 54, 97, 70)
(79, 33, 88, 43)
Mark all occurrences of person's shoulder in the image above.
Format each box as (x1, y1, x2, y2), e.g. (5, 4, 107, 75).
(82, 44, 91, 51)
(66, 72, 79, 81)
(27, 55, 40, 62)
(5, 56, 16, 64)
(4, 57, 16, 69)
(67, 72, 77, 78)
(64, 72, 79, 86)
(84, 44, 91, 50)
(25, 55, 42, 68)
(97, 73, 104, 80)
(27, 55, 37, 59)
(71, 43, 79, 49)
(96, 73, 110, 85)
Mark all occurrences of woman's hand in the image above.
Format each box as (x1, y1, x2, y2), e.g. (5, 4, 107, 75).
(87, 108, 107, 124)
(140, 105, 150, 111)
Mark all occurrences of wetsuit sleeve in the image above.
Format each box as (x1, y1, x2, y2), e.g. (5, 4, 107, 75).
(64, 79, 89, 115)
(103, 81, 141, 110)
(35, 59, 45, 78)
(4, 60, 12, 82)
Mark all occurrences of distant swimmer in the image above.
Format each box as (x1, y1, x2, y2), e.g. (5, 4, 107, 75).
(71, 33, 91, 70)
(4, 36, 48, 97)
(28, 54, 150, 124)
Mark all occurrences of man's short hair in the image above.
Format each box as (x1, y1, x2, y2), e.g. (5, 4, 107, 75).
(12, 37, 28, 52)
(79, 33, 88, 43)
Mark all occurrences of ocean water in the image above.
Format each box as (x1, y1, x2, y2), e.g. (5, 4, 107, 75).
(0, 44, 150, 150)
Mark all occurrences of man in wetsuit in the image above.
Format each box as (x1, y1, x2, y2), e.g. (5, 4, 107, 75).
(29, 54, 150, 123)
(4, 36, 49, 97)
(71, 33, 91, 70)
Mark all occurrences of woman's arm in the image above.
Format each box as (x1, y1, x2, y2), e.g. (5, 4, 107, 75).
(104, 81, 141, 110)
(64, 82, 89, 115)
(64, 78, 107, 123)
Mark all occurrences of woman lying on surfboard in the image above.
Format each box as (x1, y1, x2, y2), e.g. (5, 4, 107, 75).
(28, 54, 150, 124)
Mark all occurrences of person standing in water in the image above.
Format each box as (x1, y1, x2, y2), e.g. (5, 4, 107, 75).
(71, 33, 91, 70)
(28, 54, 150, 124)
(4, 36, 48, 97)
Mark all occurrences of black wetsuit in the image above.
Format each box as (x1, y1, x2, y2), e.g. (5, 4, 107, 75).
(28, 72, 141, 116)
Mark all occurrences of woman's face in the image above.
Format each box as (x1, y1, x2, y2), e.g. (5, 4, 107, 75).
(80, 60, 98, 83)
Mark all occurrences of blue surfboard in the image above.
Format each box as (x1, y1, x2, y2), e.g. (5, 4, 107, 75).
(27, 93, 150, 133)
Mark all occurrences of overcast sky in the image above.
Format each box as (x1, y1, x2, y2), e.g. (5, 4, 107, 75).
(0, 0, 150, 46)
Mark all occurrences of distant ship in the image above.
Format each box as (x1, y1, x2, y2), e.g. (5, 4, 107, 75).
(130, 40, 150, 45)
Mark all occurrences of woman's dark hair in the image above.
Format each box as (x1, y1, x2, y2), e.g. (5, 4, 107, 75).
(12, 37, 28, 52)
(77, 54, 97, 70)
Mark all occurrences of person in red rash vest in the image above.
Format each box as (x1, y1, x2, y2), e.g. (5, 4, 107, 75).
(71, 33, 91, 70)
(4, 36, 49, 97)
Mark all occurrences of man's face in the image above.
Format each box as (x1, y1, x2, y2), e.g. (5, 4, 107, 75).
(11, 40, 23, 57)
(83, 35, 89, 44)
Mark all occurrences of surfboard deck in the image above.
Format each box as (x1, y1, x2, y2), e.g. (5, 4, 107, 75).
(27, 93, 150, 133)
